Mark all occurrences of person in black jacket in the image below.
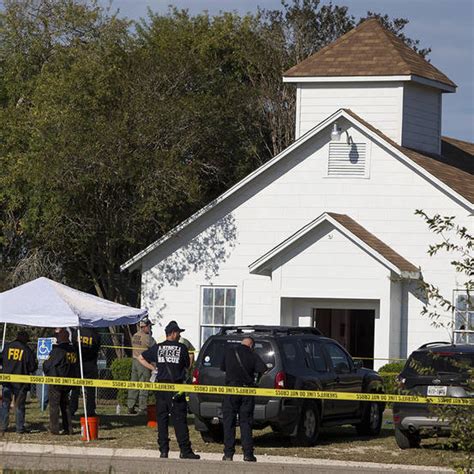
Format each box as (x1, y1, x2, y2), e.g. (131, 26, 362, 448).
(70, 327, 101, 417)
(0, 330, 38, 434)
(43, 328, 79, 435)
(139, 321, 200, 460)
(220, 337, 267, 462)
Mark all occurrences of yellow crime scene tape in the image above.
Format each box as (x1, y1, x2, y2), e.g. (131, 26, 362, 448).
(102, 345, 196, 353)
(0, 373, 472, 407)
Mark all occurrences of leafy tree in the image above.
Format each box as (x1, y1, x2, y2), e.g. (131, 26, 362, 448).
(0, 0, 429, 314)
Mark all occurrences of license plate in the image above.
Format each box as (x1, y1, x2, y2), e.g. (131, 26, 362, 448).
(427, 385, 447, 396)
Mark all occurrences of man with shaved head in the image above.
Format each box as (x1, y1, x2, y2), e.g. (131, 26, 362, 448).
(220, 336, 267, 462)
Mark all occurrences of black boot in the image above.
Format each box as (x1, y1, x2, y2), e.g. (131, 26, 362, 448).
(180, 451, 200, 460)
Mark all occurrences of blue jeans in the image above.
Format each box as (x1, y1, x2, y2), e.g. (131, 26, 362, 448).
(1, 384, 28, 433)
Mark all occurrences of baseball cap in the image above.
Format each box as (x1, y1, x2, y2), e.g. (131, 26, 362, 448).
(165, 321, 185, 334)
(139, 317, 153, 327)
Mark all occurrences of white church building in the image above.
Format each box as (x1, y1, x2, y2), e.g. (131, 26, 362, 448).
(122, 19, 473, 368)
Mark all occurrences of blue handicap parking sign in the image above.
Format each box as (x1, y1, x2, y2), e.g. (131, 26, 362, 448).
(37, 338, 54, 360)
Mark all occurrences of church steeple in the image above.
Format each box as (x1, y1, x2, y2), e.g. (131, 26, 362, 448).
(284, 19, 456, 154)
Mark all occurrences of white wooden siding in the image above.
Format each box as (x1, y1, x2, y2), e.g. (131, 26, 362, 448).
(277, 222, 389, 300)
(297, 82, 403, 143)
(142, 119, 470, 367)
(402, 83, 441, 154)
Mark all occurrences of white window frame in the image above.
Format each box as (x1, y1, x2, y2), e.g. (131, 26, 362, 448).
(453, 289, 474, 344)
(200, 286, 237, 346)
(325, 141, 371, 179)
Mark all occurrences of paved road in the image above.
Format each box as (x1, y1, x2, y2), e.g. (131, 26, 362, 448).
(0, 443, 453, 473)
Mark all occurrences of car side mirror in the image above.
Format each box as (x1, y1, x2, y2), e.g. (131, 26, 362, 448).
(354, 360, 363, 370)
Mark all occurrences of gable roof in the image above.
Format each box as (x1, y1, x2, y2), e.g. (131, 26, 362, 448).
(249, 212, 420, 279)
(121, 108, 472, 272)
(284, 18, 455, 89)
(343, 109, 474, 203)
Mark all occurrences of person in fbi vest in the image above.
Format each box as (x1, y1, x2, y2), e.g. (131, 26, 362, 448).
(0, 330, 38, 434)
(70, 327, 101, 417)
(43, 328, 79, 435)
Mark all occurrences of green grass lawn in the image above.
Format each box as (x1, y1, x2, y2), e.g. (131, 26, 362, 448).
(0, 401, 467, 468)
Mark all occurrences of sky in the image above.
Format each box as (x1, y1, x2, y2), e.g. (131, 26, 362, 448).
(107, 0, 473, 142)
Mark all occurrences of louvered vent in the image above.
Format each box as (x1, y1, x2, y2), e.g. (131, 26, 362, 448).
(328, 143, 367, 177)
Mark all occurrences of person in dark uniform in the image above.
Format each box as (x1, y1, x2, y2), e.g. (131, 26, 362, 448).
(43, 328, 79, 435)
(0, 330, 38, 434)
(70, 327, 101, 416)
(138, 321, 200, 460)
(220, 336, 267, 462)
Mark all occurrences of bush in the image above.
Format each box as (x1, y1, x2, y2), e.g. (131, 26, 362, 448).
(111, 357, 133, 406)
(378, 361, 405, 395)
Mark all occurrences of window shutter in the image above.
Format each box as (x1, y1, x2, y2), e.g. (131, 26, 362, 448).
(328, 143, 367, 177)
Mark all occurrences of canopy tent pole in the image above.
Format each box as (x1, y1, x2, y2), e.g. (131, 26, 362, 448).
(77, 328, 90, 442)
(1, 323, 6, 351)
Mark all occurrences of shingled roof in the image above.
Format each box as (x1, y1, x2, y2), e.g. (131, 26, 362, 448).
(343, 109, 474, 203)
(249, 212, 420, 277)
(327, 213, 419, 274)
(284, 18, 455, 88)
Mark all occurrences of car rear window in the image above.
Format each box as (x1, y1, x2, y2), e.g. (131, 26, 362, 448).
(201, 338, 275, 368)
(405, 351, 474, 375)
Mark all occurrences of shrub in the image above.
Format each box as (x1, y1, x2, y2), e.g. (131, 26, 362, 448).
(378, 361, 405, 395)
(111, 357, 133, 406)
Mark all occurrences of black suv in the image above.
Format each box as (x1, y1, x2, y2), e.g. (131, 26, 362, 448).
(393, 342, 474, 449)
(189, 325, 385, 446)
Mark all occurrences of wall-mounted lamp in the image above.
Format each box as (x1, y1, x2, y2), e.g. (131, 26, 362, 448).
(331, 122, 342, 141)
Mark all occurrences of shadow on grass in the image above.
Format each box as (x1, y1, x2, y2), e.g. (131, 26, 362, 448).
(247, 426, 395, 449)
(95, 414, 148, 430)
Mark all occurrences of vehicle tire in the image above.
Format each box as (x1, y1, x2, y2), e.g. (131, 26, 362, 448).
(294, 403, 320, 446)
(200, 424, 224, 443)
(355, 401, 383, 436)
(394, 426, 420, 449)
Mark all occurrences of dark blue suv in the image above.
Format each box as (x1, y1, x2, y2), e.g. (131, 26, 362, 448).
(189, 325, 385, 446)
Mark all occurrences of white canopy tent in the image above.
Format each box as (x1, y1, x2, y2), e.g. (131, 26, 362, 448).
(0, 277, 148, 440)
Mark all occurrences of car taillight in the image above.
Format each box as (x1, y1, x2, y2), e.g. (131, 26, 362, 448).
(274, 371, 286, 389)
(192, 368, 200, 385)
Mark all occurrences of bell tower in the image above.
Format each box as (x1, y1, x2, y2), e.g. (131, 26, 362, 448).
(283, 19, 456, 155)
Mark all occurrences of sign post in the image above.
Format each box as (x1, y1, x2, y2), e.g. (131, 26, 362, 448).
(37, 338, 54, 411)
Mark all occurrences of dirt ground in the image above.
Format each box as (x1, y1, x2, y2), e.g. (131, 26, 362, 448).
(0, 402, 467, 468)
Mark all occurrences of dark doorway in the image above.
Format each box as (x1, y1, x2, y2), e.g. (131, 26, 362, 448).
(312, 308, 375, 369)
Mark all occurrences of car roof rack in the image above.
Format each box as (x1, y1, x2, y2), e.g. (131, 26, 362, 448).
(217, 325, 322, 336)
(417, 341, 452, 349)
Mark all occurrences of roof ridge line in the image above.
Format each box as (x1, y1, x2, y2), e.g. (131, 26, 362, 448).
(374, 23, 455, 86)
(284, 19, 375, 76)
(375, 24, 414, 74)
